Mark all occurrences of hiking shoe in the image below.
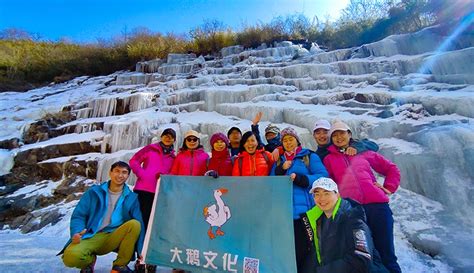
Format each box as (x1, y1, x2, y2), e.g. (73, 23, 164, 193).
(110, 264, 133, 273)
(80, 255, 96, 273)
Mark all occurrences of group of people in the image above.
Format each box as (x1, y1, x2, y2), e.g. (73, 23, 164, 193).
(59, 112, 402, 273)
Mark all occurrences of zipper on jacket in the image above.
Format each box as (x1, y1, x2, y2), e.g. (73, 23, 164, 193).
(190, 150, 194, 175)
(342, 154, 365, 203)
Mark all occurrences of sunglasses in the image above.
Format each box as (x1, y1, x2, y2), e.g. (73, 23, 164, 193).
(186, 137, 199, 142)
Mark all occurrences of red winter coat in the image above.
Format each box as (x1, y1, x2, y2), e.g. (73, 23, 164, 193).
(323, 145, 400, 204)
(208, 149, 233, 176)
(170, 148, 209, 176)
(129, 143, 175, 193)
(232, 149, 274, 176)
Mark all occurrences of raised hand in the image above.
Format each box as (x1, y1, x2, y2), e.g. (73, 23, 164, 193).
(252, 111, 263, 125)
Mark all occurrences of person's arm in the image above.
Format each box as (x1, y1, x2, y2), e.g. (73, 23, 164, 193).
(129, 146, 149, 178)
(270, 156, 286, 176)
(251, 112, 264, 147)
(347, 139, 379, 156)
(169, 154, 180, 175)
(304, 153, 329, 188)
(365, 151, 400, 194)
(316, 213, 374, 273)
(70, 190, 92, 238)
(130, 196, 146, 254)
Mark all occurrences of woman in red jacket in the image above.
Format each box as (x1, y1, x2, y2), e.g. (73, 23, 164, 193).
(232, 131, 274, 176)
(170, 130, 209, 176)
(207, 132, 233, 176)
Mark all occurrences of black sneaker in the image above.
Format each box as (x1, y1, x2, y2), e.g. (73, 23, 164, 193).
(111, 264, 133, 273)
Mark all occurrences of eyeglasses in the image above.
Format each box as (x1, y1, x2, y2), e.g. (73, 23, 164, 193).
(186, 137, 198, 142)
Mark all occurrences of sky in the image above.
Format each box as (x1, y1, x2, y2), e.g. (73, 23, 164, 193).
(0, 0, 349, 43)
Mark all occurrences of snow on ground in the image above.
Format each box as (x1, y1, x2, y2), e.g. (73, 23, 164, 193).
(0, 187, 454, 273)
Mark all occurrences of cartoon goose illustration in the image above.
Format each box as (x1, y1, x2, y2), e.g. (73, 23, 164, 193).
(203, 188, 231, 239)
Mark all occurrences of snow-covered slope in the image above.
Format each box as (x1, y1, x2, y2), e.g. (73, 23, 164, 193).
(0, 22, 473, 272)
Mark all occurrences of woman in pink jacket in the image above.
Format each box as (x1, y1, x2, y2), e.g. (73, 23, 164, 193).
(130, 128, 176, 230)
(323, 120, 401, 273)
(170, 130, 209, 176)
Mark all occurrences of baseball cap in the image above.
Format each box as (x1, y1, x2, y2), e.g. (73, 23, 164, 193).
(328, 120, 351, 138)
(313, 119, 331, 132)
(309, 177, 339, 194)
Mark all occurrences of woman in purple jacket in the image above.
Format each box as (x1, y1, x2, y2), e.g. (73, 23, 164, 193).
(323, 120, 401, 273)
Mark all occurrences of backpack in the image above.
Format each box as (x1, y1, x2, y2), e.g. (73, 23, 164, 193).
(237, 151, 271, 176)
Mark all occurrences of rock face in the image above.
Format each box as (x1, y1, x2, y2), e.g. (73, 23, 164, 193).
(0, 21, 473, 271)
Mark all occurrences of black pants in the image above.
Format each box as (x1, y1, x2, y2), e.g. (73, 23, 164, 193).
(363, 203, 401, 273)
(294, 219, 311, 273)
(134, 190, 155, 232)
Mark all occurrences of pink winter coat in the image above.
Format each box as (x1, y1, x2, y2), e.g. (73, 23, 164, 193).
(129, 143, 175, 193)
(170, 148, 209, 176)
(323, 145, 400, 204)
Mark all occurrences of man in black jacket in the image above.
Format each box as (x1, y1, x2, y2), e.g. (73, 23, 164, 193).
(300, 177, 388, 273)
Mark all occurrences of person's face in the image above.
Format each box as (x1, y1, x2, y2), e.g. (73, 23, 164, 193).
(313, 128, 329, 146)
(228, 130, 242, 143)
(185, 136, 199, 150)
(243, 135, 258, 154)
(213, 139, 227, 152)
(161, 134, 175, 146)
(109, 166, 130, 188)
(282, 135, 298, 152)
(331, 130, 351, 149)
(313, 188, 339, 215)
(265, 132, 277, 141)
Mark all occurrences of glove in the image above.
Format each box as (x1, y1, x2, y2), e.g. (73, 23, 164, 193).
(293, 174, 309, 188)
(205, 170, 219, 179)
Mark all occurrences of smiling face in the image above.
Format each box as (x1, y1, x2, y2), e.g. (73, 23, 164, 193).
(109, 166, 130, 189)
(313, 188, 339, 217)
(213, 139, 227, 152)
(161, 134, 175, 146)
(282, 135, 298, 152)
(331, 130, 351, 149)
(243, 135, 258, 154)
(185, 137, 200, 150)
(313, 128, 329, 146)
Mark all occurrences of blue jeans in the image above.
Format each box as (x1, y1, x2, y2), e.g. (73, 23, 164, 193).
(363, 203, 401, 273)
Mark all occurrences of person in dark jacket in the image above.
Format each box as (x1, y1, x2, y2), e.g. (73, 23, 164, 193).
(59, 161, 144, 273)
(227, 126, 242, 157)
(312, 119, 379, 161)
(250, 111, 282, 153)
(300, 177, 388, 273)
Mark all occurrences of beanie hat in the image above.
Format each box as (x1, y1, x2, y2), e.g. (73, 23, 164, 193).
(265, 124, 280, 135)
(313, 119, 331, 132)
(210, 132, 229, 148)
(161, 128, 176, 139)
(329, 120, 351, 137)
(227, 126, 242, 137)
(280, 127, 300, 144)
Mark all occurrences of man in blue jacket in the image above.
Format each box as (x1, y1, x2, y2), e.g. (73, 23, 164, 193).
(59, 161, 145, 273)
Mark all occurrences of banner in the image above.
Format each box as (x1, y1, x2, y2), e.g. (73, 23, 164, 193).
(142, 175, 297, 273)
